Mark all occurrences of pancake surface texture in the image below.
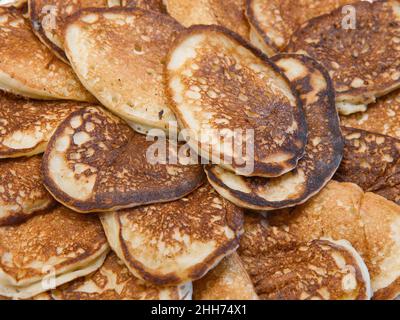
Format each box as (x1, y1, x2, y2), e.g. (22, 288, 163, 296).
(167, 26, 307, 178)
(0, 92, 83, 158)
(287, 0, 400, 115)
(64, 7, 181, 131)
(0, 7, 93, 101)
(206, 54, 343, 210)
(42, 106, 205, 213)
(0, 156, 55, 226)
(52, 253, 192, 300)
(121, 0, 165, 12)
(0, 206, 109, 299)
(101, 184, 244, 286)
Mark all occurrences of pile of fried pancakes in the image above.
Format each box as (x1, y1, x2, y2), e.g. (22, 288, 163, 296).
(0, 0, 400, 301)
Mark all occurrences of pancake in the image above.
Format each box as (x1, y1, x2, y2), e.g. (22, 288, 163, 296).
(335, 127, 400, 204)
(101, 184, 244, 286)
(164, 0, 250, 40)
(246, 0, 352, 55)
(167, 26, 307, 178)
(0, 92, 84, 158)
(340, 89, 400, 139)
(52, 252, 192, 300)
(238, 214, 371, 300)
(0, 7, 94, 101)
(42, 106, 205, 213)
(193, 253, 259, 300)
(287, 0, 400, 115)
(0, 156, 55, 227)
(206, 54, 343, 210)
(0, 205, 109, 299)
(64, 7, 181, 132)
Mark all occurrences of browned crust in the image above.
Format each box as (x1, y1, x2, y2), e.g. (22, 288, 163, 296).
(165, 24, 307, 178)
(373, 275, 400, 300)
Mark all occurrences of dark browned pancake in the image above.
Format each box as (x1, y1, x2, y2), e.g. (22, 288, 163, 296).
(287, 0, 400, 114)
(206, 54, 343, 210)
(42, 106, 205, 213)
(335, 127, 400, 204)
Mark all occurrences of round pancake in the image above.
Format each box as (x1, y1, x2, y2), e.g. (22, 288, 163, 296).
(238, 214, 371, 300)
(0, 7, 94, 101)
(42, 106, 205, 213)
(164, 0, 250, 40)
(335, 127, 400, 205)
(193, 253, 259, 300)
(0, 156, 55, 226)
(64, 7, 181, 132)
(100, 184, 244, 286)
(52, 252, 192, 300)
(0, 92, 84, 158)
(0, 205, 109, 299)
(246, 0, 352, 54)
(287, 0, 400, 115)
(166, 26, 307, 178)
(206, 54, 343, 210)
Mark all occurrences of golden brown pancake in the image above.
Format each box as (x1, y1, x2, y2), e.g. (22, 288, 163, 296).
(206, 54, 343, 210)
(167, 26, 307, 178)
(340, 89, 400, 139)
(42, 106, 205, 213)
(0, 156, 55, 226)
(52, 252, 192, 300)
(246, 0, 352, 54)
(287, 0, 400, 115)
(238, 214, 371, 300)
(0, 92, 84, 158)
(193, 253, 259, 300)
(0, 7, 94, 101)
(0, 205, 109, 299)
(101, 184, 244, 286)
(64, 7, 181, 132)
(335, 127, 400, 204)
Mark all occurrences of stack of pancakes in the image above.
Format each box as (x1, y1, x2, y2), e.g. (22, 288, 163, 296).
(0, 0, 399, 300)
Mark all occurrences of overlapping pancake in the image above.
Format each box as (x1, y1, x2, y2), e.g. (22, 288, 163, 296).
(0, 206, 109, 299)
(42, 106, 205, 213)
(0, 156, 55, 226)
(287, 0, 400, 115)
(206, 54, 343, 210)
(0, 7, 94, 101)
(64, 7, 181, 132)
(246, 0, 352, 55)
(0, 92, 84, 158)
(167, 26, 307, 178)
(193, 253, 258, 300)
(238, 214, 371, 300)
(101, 184, 244, 286)
(164, 0, 250, 40)
(52, 252, 192, 300)
(335, 127, 400, 204)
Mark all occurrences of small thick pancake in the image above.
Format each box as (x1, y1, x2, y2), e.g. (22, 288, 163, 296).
(0, 92, 84, 158)
(52, 253, 192, 300)
(0, 156, 55, 226)
(167, 26, 307, 177)
(42, 106, 205, 213)
(246, 0, 352, 54)
(0, 206, 109, 299)
(287, 0, 400, 115)
(164, 0, 250, 40)
(206, 54, 343, 210)
(0, 7, 94, 101)
(64, 8, 181, 132)
(101, 184, 244, 286)
(193, 253, 258, 300)
(341, 89, 400, 139)
(238, 214, 371, 300)
(335, 127, 400, 204)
